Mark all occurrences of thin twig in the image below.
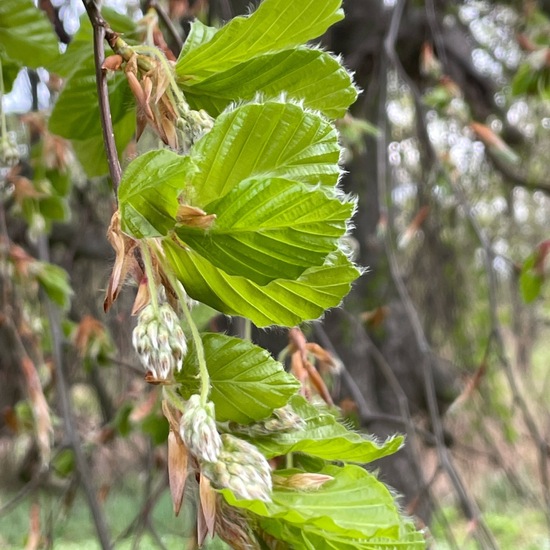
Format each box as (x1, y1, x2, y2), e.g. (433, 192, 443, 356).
(148, 0, 184, 54)
(0, 467, 49, 517)
(83, 0, 122, 197)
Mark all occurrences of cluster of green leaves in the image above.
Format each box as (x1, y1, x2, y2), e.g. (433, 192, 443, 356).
(111, 0, 424, 545)
(0, 0, 58, 92)
(122, 99, 360, 327)
(1, 0, 426, 547)
(176, 333, 422, 549)
(511, 10, 550, 100)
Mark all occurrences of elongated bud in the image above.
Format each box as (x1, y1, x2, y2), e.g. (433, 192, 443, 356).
(230, 404, 305, 437)
(204, 434, 272, 502)
(132, 302, 187, 383)
(272, 473, 333, 491)
(179, 395, 222, 463)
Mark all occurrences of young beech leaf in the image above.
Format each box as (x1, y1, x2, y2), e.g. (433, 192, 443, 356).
(175, 177, 354, 285)
(118, 150, 196, 238)
(175, 0, 344, 83)
(176, 333, 300, 424)
(181, 46, 357, 119)
(163, 243, 361, 328)
(188, 100, 343, 205)
(258, 515, 426, 550)
(219, 464, 412, 541)
(0, 0, 59, 70)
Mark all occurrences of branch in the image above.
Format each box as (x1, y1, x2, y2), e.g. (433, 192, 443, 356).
(147, 0, 184, 55)
(83, 0, 122, 198)
(381, 4, 499, 548)
(37, 235, 113, 549)
(487, 149, 550, 195)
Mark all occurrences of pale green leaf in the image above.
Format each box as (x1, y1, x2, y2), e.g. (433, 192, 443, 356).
(519, 253, 543, 304)
(183, 47, 357, 119)
(175, 177, 353, 285)
(189, 100, 343, 205)
(259, 518, 426, 550)
(35, 262, 73, 311)
(119, 150, 195, 238)
(0, 0, 59, 69)
(178, 20, 218, 59)
(176, 333, 300, 424)
(176, 0, 344, 82)
(247, 396, 403, 463)
(163, 243, 360, 327)
(1, 54, 21, 93)
(70, 111, 135, 178)
(220, 464, 404, 540)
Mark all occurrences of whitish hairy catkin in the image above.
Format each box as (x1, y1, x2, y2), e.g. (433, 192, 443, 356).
(132, 303, 187, 381)
(179, 395, 222, 463)
(204, 434, 272, 502)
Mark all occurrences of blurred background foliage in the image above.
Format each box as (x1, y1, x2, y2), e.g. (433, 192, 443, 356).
(1, 0, 550, 548)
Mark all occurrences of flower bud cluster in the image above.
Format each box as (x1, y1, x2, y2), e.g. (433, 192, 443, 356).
(204, 434, 272, 502)
(0, 135, 20, 167)
(132, 303, 187, 381)
(231, 405, 305, 437)
(176, 107, 214, 153)
(179, 394, 222, 463)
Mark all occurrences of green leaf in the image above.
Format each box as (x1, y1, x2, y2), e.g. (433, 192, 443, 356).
(248, 396, 403, 463)
(141, 414, 169, 446)
(259, 517, 426, 549)
(0, 54, 21, 93)
(189, 101, 343, 205)
(119, 150, 196, 238)
(176, 333, 300, 424)
(183, 47, 357, 119)
(221, 464, 406, 540)
(113, 402, 133, 437)
(34, 262, 73, 310)
(38, 195, 69, 222)
(178, 20, 218, 59)
(49, 63, 131, 141)
(520, 252, 545, 303)
(176, 0, 344, 83)
(175, 177, 353, 285)
(52, 449, 76, 478)
(164, 243, 361, 327)
(0, 0, 59, 69)
(49, 61, 136, 178)
(70, 114, 135, 178)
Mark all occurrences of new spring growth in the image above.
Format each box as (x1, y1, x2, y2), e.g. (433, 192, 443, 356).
(179, 394, 222, 464)
(132, 302, 187, 382)
(204, 434, 272, 502)
(230, 404, 305, 437)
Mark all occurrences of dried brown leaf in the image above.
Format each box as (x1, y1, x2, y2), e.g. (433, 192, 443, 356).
(176, 204, 216, 229)
(168, 430, 189, 516)
(20, 356, 52, 465)
(104, 211, 140, 312)
(199, 474, 216, 538)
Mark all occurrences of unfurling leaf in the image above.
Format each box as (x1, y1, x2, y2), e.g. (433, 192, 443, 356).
(177, 333, 300, 424)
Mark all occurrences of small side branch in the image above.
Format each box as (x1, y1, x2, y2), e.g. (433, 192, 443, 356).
(83, 0, 122, 197)
(147, 0, 184, 55)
